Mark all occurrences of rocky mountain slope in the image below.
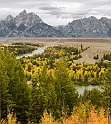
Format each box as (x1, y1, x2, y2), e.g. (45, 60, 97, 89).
(0, 10, 111, 37)
(57, 16, 111, 38)
(0, 10, 62, 37)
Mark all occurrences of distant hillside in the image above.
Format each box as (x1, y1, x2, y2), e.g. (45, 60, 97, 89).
(0, 10, 111, 38)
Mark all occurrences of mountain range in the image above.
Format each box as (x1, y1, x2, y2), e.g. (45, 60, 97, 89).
(0, 10, 111, 38)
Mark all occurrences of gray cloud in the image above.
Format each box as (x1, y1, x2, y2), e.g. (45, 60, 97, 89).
(39, 5, 63, 11)
(0, 0, 111, 26)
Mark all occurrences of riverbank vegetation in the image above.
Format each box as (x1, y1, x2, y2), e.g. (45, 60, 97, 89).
(1, 43, 111, 124)
(20, 45, 108, 85)
(0, 42, 41, 55)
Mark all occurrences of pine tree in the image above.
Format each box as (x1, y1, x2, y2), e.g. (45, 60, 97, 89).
(90, 88, 102, 108)
(54, 59, 79, 118)
(0, 49, 30, 123)
(29, 76, 45, 123)
(102, 62, 111, 123)
(0, 50, 10, 119)
(45, 73, 58, 119)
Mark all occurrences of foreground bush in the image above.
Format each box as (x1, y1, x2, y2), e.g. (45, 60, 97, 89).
(1, 105, 110, 124)
(1, 113, 20, 124)
(40, 106, 108, 124)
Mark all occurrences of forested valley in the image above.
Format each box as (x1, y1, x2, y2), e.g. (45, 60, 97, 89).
(0, 43, 111, 124)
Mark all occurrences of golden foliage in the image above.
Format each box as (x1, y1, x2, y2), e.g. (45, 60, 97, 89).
(1, 113, 20, 124)
(40, 110, 56, 124)
(87, 107, 107, 124)
(40, 106, 108, 124)
(0, 107, 109, 124)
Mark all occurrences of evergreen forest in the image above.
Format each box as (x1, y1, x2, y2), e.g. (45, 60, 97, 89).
(0, 43, 111, 124)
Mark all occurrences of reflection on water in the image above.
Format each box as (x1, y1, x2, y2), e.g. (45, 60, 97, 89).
(76, 85, 101, 95)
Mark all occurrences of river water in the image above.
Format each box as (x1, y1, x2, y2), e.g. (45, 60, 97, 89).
(16, 47, 100, 94)
(76, 85, 100, 95)
(16, 47, 45, 59)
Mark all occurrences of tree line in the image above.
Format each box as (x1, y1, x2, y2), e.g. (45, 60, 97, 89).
(1, 42, 40, 56)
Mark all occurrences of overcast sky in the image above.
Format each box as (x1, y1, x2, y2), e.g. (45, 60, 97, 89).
(0, 0, 111, 26)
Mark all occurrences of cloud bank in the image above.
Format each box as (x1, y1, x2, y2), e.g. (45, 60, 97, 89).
(0, 0, 111, 26)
